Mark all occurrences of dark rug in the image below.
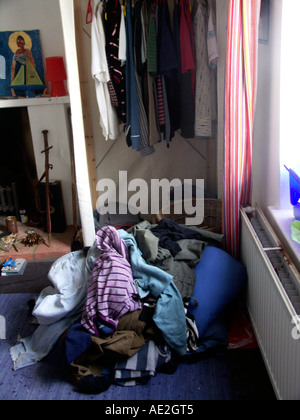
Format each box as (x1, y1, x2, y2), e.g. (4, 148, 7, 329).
(0, 293, 276, 401)
(0, 261, 53, 294)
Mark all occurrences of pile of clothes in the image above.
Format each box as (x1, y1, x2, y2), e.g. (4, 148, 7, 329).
(10, 218, 224, 394)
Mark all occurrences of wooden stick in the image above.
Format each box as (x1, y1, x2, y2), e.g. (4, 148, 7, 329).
(42, 130, 52, 246)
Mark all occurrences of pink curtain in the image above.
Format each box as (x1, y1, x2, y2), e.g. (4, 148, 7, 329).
(223, 0, 261, 258)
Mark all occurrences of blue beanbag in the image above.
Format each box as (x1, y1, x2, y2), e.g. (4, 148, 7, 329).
(184, 314, 228, 359)
(190, 246, 247, 337)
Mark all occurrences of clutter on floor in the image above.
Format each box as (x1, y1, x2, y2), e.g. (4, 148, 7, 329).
(21, 232, 46, 247)
(0, 216, 74, 263)
(8, 209, 249, 395)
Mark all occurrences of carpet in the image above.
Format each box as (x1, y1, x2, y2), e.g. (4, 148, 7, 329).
(0, 261, 53, 294)
(0, 293, 231, 401)
(0, 293, 276, 401)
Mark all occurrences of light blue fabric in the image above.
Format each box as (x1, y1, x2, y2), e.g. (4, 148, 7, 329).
(10, 247, 99, 371)
(118, 229, 187, 355)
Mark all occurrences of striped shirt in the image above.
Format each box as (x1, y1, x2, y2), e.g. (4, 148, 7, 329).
(81, 226, 141, 336)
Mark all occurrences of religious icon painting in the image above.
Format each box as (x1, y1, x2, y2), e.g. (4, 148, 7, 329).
(0, 30, 45, 98)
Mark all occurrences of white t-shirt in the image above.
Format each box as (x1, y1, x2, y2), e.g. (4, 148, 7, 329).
(91, 2, 120, 140)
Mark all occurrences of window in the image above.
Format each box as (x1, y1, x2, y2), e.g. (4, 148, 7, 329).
(280, 0, 300, 208)
(266, 0, 300, 270)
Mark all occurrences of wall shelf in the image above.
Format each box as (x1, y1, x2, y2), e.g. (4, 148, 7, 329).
(0, 96, 70, 109)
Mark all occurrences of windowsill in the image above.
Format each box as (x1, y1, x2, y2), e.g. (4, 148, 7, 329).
(267, 206, 300, 272)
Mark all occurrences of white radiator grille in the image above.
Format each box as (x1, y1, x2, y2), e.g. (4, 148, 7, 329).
(240, 206, 300, 400)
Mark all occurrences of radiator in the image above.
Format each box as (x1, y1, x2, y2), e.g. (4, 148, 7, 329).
(240, 206, 300, 400)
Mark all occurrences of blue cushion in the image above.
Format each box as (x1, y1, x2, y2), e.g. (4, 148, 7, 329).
(190, 246, 247, 337)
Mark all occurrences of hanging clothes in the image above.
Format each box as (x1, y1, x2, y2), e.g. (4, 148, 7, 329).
(192, 0, 217, 138)
(104, 0, 127, 124)
(125, 1, 155, 154)
(90, 0, 219, 149)
(144, 1, 161, 146)
(159, 0, 180, 144)
(154, 1, 172, 145)
(125, 1, 141, 150)
(147, 2, 157, 75)
(133, 0, 155, 155)
(179, 0, 196, 138)
(91, 1, 120, 140)
(207, 0, 219, 69)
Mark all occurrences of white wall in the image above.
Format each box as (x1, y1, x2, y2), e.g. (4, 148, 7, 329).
(27, 101, 73, 225)
(252, 0, 282, 213)
(0, 0, 65, 61)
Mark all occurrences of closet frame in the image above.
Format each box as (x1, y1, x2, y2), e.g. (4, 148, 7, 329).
(59, 0, 225, 246)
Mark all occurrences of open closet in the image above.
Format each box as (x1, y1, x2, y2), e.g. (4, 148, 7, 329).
(59, 0, 227, 246)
